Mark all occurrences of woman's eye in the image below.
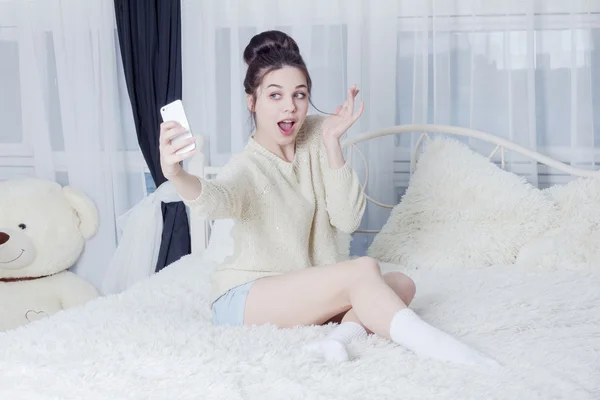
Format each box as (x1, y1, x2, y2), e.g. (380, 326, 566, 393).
(270, 93, 281, 100)
(295, 92, 306, 99)
(18, 223, 27, 230)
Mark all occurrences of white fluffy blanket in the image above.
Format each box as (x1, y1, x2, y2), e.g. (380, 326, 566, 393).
(1, 255, 598, 400)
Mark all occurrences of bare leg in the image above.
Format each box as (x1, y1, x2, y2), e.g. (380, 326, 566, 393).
(331, 272, 416, 333)
(244, 257, 498, 366)
(308, 272, 416, 363)
(244, 257, 404, 338)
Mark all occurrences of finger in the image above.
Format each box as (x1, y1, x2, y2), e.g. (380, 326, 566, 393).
(347, 86, 355, 114)
(340, 98, 350, 115)
(160, 121, 180, 131)
(160, 123, 184, 146)
(162, 127, 189, 148)
(159, 126, 172, 147)
(164, 136, 194, 157)
(352, 100, 364, 122)
(160, 121, 181, 139)
(333, 105, 343, 115)
(168, 136, 196, 154)
(169, 149, 197, 164)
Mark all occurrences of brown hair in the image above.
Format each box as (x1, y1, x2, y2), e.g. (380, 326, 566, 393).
(243, 30, 315, 127)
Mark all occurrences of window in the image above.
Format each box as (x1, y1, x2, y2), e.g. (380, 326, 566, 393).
(145, 171, 156, 195)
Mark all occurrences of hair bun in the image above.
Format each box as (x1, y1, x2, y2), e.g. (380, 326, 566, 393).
(243, 30, 300, 66)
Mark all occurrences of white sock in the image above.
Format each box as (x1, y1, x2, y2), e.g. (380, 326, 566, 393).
(390, 308, 499, 366)
(307, 321, 368, 363)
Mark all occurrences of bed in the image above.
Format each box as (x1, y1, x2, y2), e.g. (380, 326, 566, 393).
(1, 124, 599, 400)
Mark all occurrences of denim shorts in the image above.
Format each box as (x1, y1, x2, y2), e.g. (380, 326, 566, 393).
(211, 280, 256, 326)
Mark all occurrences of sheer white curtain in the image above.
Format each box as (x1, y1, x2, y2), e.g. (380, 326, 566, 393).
(402, 0, 600, 190)
(0, 0, 144, 288)
(181, 0, 600, 254)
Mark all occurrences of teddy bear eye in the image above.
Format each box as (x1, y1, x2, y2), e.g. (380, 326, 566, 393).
(18, 223, 26, 230)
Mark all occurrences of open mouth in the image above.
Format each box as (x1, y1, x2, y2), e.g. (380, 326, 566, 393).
(277, 119, 296, 136)
(0, 249, 24, 264)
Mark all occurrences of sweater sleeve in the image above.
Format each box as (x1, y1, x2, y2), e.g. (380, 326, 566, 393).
(322, 159, 367, 233)
(181, 157, 251, 220)
(301, 114, 366, 233)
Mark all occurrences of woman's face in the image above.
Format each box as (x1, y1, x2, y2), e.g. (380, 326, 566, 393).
(249, 66, 309, 148)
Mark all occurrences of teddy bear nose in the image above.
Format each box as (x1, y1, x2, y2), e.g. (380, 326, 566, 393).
(0, 232, 9, 245)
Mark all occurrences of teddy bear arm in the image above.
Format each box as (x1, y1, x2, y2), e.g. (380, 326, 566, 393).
(58, 272, 99, 310)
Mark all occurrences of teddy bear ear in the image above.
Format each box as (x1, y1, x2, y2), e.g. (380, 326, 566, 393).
(62, 186, 99, 240)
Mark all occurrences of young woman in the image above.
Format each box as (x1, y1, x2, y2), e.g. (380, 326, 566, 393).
(159, 31, 497, 366)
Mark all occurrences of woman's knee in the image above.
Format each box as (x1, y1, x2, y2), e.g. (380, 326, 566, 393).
(383, 272, 416, 305)
(350, 256, 382, 280)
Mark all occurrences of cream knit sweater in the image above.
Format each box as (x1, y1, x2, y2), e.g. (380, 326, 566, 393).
(183, 115, 366, 303)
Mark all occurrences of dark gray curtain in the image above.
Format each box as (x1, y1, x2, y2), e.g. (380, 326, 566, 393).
(114, 0, 191, 272)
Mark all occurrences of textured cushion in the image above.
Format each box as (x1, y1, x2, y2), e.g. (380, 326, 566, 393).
(368, 137, 557, 268)
(516, 177, 600, 269)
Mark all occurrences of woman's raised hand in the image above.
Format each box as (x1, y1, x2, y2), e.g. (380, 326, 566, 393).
(321, 84, 364, 142)
(159, 121, 197, 180)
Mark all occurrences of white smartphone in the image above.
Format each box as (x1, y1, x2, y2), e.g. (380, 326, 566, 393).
(160, 99, 196, 155)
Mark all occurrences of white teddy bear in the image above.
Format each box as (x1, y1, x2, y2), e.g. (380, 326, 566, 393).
(0, 178, 100, 332)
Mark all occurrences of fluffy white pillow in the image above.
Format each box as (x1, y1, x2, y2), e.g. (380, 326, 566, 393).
(368, 137, 557, 268)
(516, 177, 600, 269)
